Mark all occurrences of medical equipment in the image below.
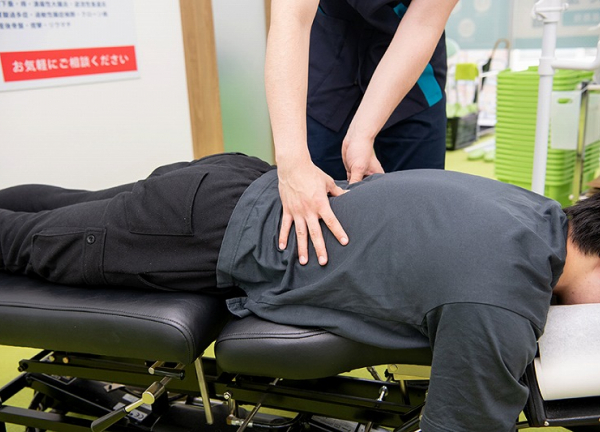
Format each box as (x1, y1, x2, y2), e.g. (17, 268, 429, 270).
(0, 272, 599, 432)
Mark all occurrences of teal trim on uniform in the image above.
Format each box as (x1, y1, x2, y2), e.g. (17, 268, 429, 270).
(417, 64, 443, 107)
(394, 3, 442, 106)
(393, 3, 407, 19)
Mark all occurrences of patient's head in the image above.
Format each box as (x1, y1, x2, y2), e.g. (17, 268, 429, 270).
(565, 192, 600, 258)
(554, 193, 600, 305)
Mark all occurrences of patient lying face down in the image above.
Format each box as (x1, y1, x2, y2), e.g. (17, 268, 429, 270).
(1, 152, 600, 432)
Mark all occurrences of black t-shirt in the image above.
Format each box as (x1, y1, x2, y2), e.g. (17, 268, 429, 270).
(217, 169, 568, 349)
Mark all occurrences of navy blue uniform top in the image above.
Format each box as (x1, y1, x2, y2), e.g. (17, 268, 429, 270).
(308, 0, 447, 132)
(217, 169, 567, 350)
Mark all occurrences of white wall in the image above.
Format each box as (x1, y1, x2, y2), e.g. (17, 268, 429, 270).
(0, 0, 193, 190)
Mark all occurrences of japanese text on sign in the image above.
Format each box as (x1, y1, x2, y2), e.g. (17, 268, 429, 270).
(0, 1, 108, 31)
(2, 46, 137, 82)
(0, 0, 138, 91)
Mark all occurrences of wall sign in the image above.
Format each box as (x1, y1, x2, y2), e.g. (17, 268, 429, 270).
(0, 0, 139, 91)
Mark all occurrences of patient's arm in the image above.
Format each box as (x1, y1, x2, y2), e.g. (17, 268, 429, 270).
(422, 303, 538, 431)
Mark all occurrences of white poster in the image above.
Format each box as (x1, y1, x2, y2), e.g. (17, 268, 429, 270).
(0, 0, 139, 91)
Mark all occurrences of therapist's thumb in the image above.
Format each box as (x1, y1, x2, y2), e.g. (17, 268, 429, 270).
(348, 168, 366, 184)
(329, 184, 347, 197)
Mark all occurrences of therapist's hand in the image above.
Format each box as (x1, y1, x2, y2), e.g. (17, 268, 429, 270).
(342, 134, 384, 184)
(278, 161, 349, 266)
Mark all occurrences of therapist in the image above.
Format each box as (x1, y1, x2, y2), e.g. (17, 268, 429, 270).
(265, 0, 458, 267)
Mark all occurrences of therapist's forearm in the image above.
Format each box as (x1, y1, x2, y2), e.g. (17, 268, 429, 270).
(347, 0, 458, 141)
(265, 1, 318, 171)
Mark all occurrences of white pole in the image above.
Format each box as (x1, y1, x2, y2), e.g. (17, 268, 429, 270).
(531, 0, 568, 195)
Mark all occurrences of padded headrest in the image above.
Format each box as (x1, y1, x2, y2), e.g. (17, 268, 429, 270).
(534, 303, 600, 401)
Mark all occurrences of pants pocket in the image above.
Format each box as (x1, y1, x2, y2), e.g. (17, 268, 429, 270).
(125, 170, 207, 236)
(30, 227, 106, 285)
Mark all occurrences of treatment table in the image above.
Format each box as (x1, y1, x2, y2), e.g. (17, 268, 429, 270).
(0, 272, 599, 432)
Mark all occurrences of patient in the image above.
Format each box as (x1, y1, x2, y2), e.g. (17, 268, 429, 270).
(1, 152, 600, 432)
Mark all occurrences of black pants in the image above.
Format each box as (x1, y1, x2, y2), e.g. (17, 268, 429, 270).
(0, 153, 273, 292)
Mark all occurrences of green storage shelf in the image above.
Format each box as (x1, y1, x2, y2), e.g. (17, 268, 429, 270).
(494, 67, 598, 205)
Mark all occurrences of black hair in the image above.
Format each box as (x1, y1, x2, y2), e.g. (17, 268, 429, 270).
(564, 192, 600, 257)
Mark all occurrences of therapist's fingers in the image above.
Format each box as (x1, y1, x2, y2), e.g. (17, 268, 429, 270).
(305, 214, 328, 266)
(279, 193, 347, 266)
(348, 154, 384, 184)
(322, 185, 349, 248)
(307, 181, 350, 265)
(342, 136, 384, 184)
(278, 211, 312, 266)
(348, 168, 367, 185)
(294, 218, 310, 265)
(278, 212, 294, 250)
(277, 163, 349, 265)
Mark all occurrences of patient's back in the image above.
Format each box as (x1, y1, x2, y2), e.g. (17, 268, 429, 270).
(217, 169, 568, 349)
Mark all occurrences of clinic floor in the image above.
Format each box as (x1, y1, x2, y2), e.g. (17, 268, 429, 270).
(0, 146, 567, 431)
